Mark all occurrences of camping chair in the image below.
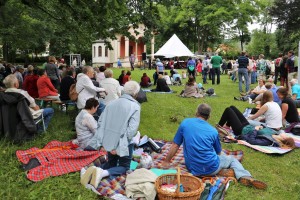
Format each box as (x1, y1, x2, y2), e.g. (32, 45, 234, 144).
(34, 112, 46, 132)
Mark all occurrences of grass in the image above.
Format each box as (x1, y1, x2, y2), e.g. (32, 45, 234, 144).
(1, 68, 300, 200)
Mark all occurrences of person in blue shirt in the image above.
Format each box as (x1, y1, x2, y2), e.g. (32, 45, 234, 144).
(290, 79, 300, 100)
(161, 103, 267, 190)
(186, 57, 196, 79)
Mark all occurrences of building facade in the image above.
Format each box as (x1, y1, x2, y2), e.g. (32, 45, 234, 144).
(92, 24, 154, 68)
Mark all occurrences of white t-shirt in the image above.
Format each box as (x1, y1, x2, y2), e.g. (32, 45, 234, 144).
(264, 101, 282, 129)
(163, 75, 172, 85)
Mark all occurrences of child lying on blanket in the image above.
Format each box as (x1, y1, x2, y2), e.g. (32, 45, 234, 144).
(217, 105, 295, 149)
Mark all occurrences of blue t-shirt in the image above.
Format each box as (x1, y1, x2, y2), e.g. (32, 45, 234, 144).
(156, 61, 164, 72)
(173, 118, 221, 176)
(292, 84, 300, 99)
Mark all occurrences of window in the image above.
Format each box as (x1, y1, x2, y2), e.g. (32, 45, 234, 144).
(98, 46, 102, 57)
(93, 46, 96, 57)
(105, 47, 108, 57)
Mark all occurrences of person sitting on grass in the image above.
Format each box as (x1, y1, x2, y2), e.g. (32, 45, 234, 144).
(152, 74, 171, 92)
(163, 72, 172, 85)
(122, 71, 131, 85)
(248, 79, 266, 99)
(217, 105, 295, 149)
(276, 87, 299, 125)
(75, 98, 99, 150)
(118, 70, 126, 86)
(80, 81, 141, 188)
(161, 103, 267, 190)
(3, 74, 54, 132)
(140, 73, 152, 88)
(248, 90, 282, 129)
(180, 77, 202, 98)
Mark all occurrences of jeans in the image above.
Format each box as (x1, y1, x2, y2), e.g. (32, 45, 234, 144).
(101, 144, 133, 179)
(96, 101, 106, 117)
(202, 69, 208, 83)
(238, 68, 249, 92)
(209, 155, 251, 180)
(211, 67, 220, 84)
(37, 108, 54, 132)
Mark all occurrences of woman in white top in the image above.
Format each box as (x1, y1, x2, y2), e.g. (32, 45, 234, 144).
(248, 90, 282, 130)
(75, 98, 99, 150)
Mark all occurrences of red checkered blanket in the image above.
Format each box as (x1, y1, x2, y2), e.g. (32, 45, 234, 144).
(16, 140, 104, 182)
(97, 141, 243, 197)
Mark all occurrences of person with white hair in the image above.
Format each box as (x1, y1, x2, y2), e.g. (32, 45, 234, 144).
(81, 81, 141, 188)
(99, 69, 121, 105)
(3, 74, 54, 132)
(76, 66, 106, 116)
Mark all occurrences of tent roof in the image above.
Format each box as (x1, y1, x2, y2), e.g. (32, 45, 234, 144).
(154, 34, 194, 57)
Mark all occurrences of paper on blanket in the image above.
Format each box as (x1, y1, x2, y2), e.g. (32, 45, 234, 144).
(138, 135, 148, 146)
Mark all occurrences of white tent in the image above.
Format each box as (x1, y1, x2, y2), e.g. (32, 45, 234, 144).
(154, 34, 194, 57)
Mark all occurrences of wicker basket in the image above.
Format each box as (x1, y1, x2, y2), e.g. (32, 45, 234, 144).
(155, 168, 204, 200)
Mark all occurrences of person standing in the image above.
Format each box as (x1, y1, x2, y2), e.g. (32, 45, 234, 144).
(186, 57, 196, 79)
(202, 55, 210, 84)
(156, 58, 164, 75)
(210, 53, 222, 84)
(237, 51, 249, 94)
(45, 56, 60, 90)
(286, 50, 296, 90)
(129, 54, 135, 71)
(274, 53, 283, 85)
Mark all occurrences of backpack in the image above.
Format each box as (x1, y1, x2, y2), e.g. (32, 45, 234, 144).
(188, 65, 195, 71)
(69, 84, 80, 101)
(206, 88, 214, 96)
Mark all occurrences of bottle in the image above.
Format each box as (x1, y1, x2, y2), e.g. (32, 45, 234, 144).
(148, 138, 162, 153)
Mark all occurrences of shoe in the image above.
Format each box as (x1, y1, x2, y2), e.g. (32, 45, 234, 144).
(234, 97, 240, 100)
(215, 124, 230, 138)
(90, 167, 104, 188)
(239, 177, 267, 190)
(240, 92, 247, 96)
(217, 168, 235, 178)
(80, 166, 96, 186)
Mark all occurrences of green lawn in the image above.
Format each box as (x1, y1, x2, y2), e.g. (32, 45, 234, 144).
(0, 68, 299, 200)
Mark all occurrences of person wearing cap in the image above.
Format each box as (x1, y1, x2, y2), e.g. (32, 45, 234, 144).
(290, 79, 300, 100)
(161, 103, 267, 190)
(156, 58, 164, 75)
(14, 66, 24, 88)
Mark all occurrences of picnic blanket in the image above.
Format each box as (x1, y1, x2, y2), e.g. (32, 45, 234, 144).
(237, 140, 293, 154)
(142, 89, 175, 94)
(237, 133, 300, 154)
(96, 141, 243, 198)
(16, 140, 105, 182)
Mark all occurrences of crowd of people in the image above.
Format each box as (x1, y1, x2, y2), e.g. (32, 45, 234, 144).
(1, 50, 300, 193)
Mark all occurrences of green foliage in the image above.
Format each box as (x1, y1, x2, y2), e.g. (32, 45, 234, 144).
(0, 69, 300, 199)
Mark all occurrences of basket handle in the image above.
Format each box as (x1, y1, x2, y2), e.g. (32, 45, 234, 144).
(176, 167, 181, 194)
